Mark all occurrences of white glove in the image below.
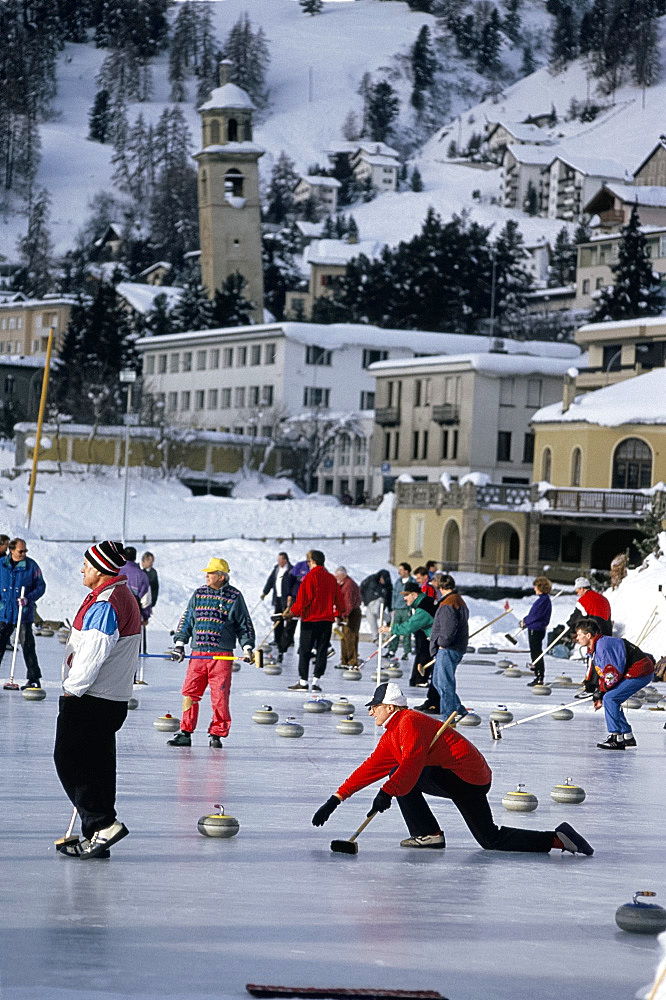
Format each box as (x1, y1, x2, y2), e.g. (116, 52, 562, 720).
(243, 645, 254, 663)
(171, 641, 185, 663)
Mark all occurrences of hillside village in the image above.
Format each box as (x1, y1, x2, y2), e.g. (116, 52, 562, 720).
(1, 0, 666, 583)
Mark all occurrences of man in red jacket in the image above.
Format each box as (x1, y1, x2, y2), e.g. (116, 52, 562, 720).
(283, 549, 342, 692)
(312, 681, 593, 856)
(566, 576, 612, 637)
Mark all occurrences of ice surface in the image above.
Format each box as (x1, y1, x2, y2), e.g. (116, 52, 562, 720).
(2, 629, 665, 1000)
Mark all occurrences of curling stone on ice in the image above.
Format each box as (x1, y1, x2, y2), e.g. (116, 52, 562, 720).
(497, 659, 513, 669)
(232, 660, 241, 672)
(303, 697, 332, 713)
(252, 705, 278, 725)
(22, 686, 47, 701)
(551, 674, 573, 688)
(531, 683, 552, 696)
(490, 705, 513, 723)
(623, 696, 642, 709)
(457, 710, 481, 727)
(276, 716, 304, 738)
(331, 697, 355, 716)
(343, 667, 362, 681)
(386, 666, 403, 678)
(502, 783, 538, 812)
(615, 891, 666, 935)
(504, 666, 522, 678)
(154, 712, 180, 732)
(336, 715, 364, 735)
(478, 645, 498, 655)
(644, 688, 661, 703)
(263, 662, 282, 676)
(127, 696, 139, 710)
(550, 778, 585, 803)
(197, 804, 240, 839)
(39, 627, 54, 637)
(551, 704, 574, 721)
(466, 645, 475, 653)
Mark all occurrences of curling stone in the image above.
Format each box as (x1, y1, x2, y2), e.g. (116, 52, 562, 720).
(551, 705, 574, 721)
(58, 633, 68, 644)
(531, 684, 552, 696)
(644, 688, 661, 703)
(276, 716, 304, 738)
(154, 712, 180, 732)
(127, 696, 139, 710)
(303, 697, 332, 713)
(386, 666, 403, 678)
(551, 674, 574, 688)
(457, 710, 481, 727)
(634, 688, 647, 700)
(550, 778, 585, 804)
(252, 705, 278, 725)
(197, 805, 240, 839)
(502, 783, 538, 812)
(657, 699, 666, 711)
(497, 659, 513, 669)
(331, 698, 355, 716)
(490, 705, 513, 723)
(32, 626, 42, 636)
(263, 663, 282, 676)
(336, 715, 364, 735)
(623, 696, 642, 709)
(504, 666, 522, 678)
(22, 686, 47, 701)
(343, 668, 362, 681)
(615, 892, 666, 934)
(478, 645, 498, 655)
(466, 645, 475, 653)
(39, 627, 54, 637)
(232, 661, 241, 672)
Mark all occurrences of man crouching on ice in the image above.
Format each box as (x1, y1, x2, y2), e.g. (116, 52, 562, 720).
(312, 681, 594, 857)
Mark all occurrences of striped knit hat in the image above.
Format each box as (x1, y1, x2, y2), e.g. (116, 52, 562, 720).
(84, 540, 126, 575)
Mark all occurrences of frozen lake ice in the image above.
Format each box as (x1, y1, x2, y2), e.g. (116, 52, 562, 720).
(1, 631, 665, 1000)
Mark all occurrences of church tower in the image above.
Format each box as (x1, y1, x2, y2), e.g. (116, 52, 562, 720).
(195, 60, 264, 322)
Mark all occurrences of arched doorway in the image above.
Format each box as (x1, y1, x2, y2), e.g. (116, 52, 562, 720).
(441, 519, 460, 569)
(612, 438, 652, 489)
(480, 522, 520, 574)
(591, 529, 642, 571)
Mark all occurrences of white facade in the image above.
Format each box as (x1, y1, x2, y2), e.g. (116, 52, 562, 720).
(501, 144, 554, 211)
(293, 176, 341, 214)
(545, 154, 626, 221)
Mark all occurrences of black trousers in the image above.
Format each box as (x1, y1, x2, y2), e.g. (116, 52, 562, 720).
(298, 620, 332, 681)
(0, 621, 40, 682)
(409, 629, 431, 686)
(528, 629, 546, 679)
(397, 767, 554, 852)
(54, 694, 128, 840)
(274, 599, 297, 653)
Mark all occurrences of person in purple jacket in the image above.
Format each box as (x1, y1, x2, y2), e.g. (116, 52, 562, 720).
(520, 576, 552, 686)
(119, 547, 151, 624)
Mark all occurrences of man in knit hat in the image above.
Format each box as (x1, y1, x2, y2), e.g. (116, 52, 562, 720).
(54, 540, 141, 859)
(167, 557, 255, 748)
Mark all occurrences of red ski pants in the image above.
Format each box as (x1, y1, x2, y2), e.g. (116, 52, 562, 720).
(180, 655, 233, 737)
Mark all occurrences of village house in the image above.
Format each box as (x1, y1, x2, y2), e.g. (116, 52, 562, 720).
(293, 175, 341, 215)
(574, 227, 666, 309)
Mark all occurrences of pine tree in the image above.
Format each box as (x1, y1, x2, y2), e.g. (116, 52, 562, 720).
(502, 0, 522, 40)
(262, 227, 302, 321)
(335, 214, 347, 238)
(300, 0, 324, 13)
(342, 110, 360, 142)
(212, 272, 256, 327)
(169, 44, 187, 103)
(265, 151, 299, 224)
(520, 45, 536, 75)
(144, 292, 173, 337)
(194, 3, 221, 106)
(550, 4, 578, 70)
(578, 9, 595, 54)
(322, 216, 335, 238)
(411, 25, 437, 113)
(410, 167, 423, 191)
(523, 180, 539, 215)
(573, 218, 592, 245)
(330, 152, 360, 207)
(171, 266, 214, 332)
(636, 494, 666, 561)
(16, 189, 54, 297)
(631, 0, 660, 87)
(88, 89, 112, 142)
(549, 227, 577, 285)
(593, 206, 663, 321)
(492, 219, 533, 334)
(222, 13, 271, 112)
(476, 9, 502, 75)
(347, 216, 359, 242)
(366, 81, 400, 142)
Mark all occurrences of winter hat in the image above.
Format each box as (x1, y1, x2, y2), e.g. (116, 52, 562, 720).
(203, 557, 229, 575)
(84, 540, 126, 575)
(366, 681, 408, 708)
(574, 576, 591, 590)
(402, 581, 421, 594)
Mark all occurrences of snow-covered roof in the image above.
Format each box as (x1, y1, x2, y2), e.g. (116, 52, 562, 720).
(355, 141, 399, 158)
(488, 120, 551, 143)
(576, 314, 666, 335)
(551, 152, 627, 179)
(299, 175, 341, 188)
(295, 221, 323, 237)
(506, 143, 559, 166)
(304, 239, 382, 267)
(632, 141, 666, 177)
(199, 82, 254, 112)
(116, 282, 183, 315)
(586, 183, 666, 210)
(0, 353, 46, 368)
(0, 294, 76, 309)
(137, 261, 172, 278)
(86, 262, 130, 282)
(532, 368, 666, 426)
(356, 153, 399, 168)
(368, 351, 579, 378)
(195, 142, 264, 156)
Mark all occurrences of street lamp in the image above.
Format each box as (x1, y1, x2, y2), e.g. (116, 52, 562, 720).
(120, 369, 138, 545)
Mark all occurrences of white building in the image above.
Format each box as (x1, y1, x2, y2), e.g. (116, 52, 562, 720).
(544, 153, 627, 221)
(486, 120, 552, 155)
(293, 175, 341, 214)
(501, 143, 556, 211)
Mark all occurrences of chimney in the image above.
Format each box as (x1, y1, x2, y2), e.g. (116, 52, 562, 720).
(562, 367, 578, 413)
(219, 59, 233, 86)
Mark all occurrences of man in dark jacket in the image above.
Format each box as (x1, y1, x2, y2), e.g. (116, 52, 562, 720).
(360, 569, 392, 642)
(0, 537, 46, 689)
(429, 573, 469, 722)
(119, 547, 151, 624)
(380, 581, 438, 697)
(141, 552, 159, 607)
(261, 551, 298, 661)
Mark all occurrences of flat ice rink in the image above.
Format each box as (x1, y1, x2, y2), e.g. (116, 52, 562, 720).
(2, 632, 665, 1000)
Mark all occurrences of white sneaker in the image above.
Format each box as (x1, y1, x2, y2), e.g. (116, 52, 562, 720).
(400, 833, 445, 849)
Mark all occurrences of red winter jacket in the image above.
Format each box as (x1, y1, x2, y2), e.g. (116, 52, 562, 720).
(578, 589, 611, 620)
(337, 574, 361, 618)
(290, 565, 342, 623)
(336, 708, 491, 801)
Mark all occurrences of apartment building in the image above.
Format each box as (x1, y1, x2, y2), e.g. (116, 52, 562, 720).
(0, 296, 75, 355)
(543, 153, 626, 221)
(293, 175, 341, 215)
(500, 144, 556, 211)
(573, 313, 666, 391)
(575, 227, 666, 308)
(284, 238, 383, 318)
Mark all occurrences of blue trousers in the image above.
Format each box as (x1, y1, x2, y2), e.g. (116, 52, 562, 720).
(602, 672, 653, 733)
(432, 647, 464, 718)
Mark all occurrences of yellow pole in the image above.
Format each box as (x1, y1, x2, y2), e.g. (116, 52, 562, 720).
(25, 326, 54, 529)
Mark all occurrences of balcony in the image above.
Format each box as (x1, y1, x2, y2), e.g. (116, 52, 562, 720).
(432, 403, 460, 425)
(396, 481, 533, 510)
(375, 406, 401, 426)
(544, 488, 651, 517)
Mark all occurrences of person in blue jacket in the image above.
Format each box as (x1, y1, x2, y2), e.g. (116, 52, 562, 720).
(0, 537, 46, 688)
(520, 576, 552, 686)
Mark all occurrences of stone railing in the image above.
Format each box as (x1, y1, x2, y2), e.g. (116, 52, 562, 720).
(395, 481, 651, 516)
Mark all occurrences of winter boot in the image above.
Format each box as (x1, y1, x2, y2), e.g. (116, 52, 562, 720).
(597, 733, 625, 750)
(622, 733, 637, 747)
(400, 833, 445, 849)
(414, 702, 439, 713)
(167, 730, 192, 747)
(554, 821, 594, 856)
(209, 734, 223, 749)
(288, 680, 308, 690)
(311, 680, 323, 692)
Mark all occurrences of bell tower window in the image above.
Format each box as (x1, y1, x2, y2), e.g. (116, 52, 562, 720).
(209, 120, 220, 145)
(228, 118, 238, 142)
(225, 169, 244, 198)
(243, 119, 252, 141)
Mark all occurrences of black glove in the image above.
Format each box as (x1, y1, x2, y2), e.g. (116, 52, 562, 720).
(170, 644, 185, 663)
(583, 678, 598, 693)
(367, 789, 391, 817)
(312, 795, 340, 827)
